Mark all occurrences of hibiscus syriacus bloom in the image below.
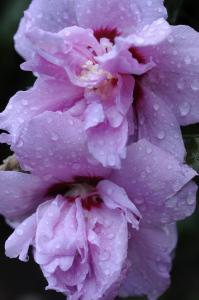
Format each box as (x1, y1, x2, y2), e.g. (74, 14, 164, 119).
(0, 113, 197, 300)
(1, 0, 199, 168)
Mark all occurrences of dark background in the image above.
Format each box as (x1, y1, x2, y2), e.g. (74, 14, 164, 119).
(0, 1, 199, 299)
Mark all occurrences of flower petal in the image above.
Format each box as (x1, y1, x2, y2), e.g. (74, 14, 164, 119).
(15, 0, 77, 59)
(5, 214, 36, 261)
(110, 139, 197, 224)
(12, 111, 109, 180)
(0, 171, 47, 221)
(80, 205, 129, 299)
(135, 82, 185, 162)
(143, 25, 199, 126)
(0, 77, 82, 144)
(87, 119, 128, 168)
(76, 0, 167, 34)
(97, 180, 141, 229)
(119, 224, 177, 300)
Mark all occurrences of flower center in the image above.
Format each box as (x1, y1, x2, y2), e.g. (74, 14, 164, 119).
(94, 27, 120, 43)
(46, 176, 103, 210)
(80, 60, 113, 83)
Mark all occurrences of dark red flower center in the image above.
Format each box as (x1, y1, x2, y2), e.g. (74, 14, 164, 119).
(94, 27, 120, 43)
(46, 176, 103, 210)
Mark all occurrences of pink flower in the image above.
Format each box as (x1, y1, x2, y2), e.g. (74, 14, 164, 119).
(0, 136, 197, 300)
(2, 0, 198, 167)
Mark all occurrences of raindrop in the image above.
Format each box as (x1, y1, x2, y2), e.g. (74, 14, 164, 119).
(100, 250, 110, 261)
(157, 131, 165, 140)
(184, 56, 191, 65)
(179, 102, 190, 117)
(153, 103, 160, 111)
(191, 79, 199, 91)
(51, 135, 58, 141)
(177, 80, 184, 90)
(16, 228, 24, 236)
(187, 196, 195, 205)
(146, 147, 152, 154)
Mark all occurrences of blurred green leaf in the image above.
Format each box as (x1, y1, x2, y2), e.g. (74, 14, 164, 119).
(164, 0, 184, 23)
(184, 135, 199, 173)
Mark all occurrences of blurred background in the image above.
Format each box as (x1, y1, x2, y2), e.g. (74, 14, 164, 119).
(0, 0, 199, 299)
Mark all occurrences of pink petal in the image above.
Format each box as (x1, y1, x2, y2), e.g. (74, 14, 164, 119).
(13, 111, 109, 180)
(76, 0, 167, 34)
(110, 139, 197, 224)
(119, 224, 177, 300)
(15, 0, 77, 59)
(5, 214, 36, 261)
(84, 102, 105, 130)
(0, 77, 82, 143)
(97, 180, 141, 229)
(79, 205, 129, 299)
(136, 82, 185, 162)
(87, 119, 128, 168)
(143, 25, 199, 126)
(0, 171, 48, 221)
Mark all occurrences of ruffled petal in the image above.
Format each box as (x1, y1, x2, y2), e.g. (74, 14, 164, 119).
(110, 139, 197, 225)
(87, 119, 128, 168)
(14, 0, 77, 59)
(143, 25, 199, 126)
(79, 204, 129, 300)
(97, 180, 141, 229)
(0, 77, 82, 144)
(119, 224, 177, 300)
(33, 196, 129, 299)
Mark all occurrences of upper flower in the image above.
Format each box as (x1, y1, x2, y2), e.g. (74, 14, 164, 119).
(0, 0, 184, 169)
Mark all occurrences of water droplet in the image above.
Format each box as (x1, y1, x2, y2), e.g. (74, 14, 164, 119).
(165, 198, 176, 208)
(157, 131, 165, 140)
(100, 250, 110, 261)
(146, 147, 152, 154)
(16, 228, 23, 236)
(158, 262, 168, 273)
(146, 166, 151, 174)
(184, 56, 191, 65)
(153, 103, 160, 111)
(108, 154, 116, 166)
(191, 79, 199, 91)
(134, 198, 144, 205)
(22, 99, 28, 106)
(107, 188, 113, 195)
(51, 135, 58, 141)
(104, 269, 110, 276)
(177, 80, 184, 90)
(179, 102, 190, 117)
(187, 196, 195, 205)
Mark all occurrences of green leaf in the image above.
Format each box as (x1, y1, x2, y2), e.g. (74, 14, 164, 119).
(164, 0, 184, 24)
(183, 134, 199, 173)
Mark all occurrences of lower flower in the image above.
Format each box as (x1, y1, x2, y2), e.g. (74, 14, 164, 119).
(0, 139, 197, 300)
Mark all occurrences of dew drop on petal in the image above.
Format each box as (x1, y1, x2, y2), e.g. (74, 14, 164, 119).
(100, 250, 110, 261)
(157, 131, 165, 140)
(16, 228, 24, 236)
(179, 102, 191, 117)
(153, 103, 160, 111)
(191, 79, 199, 91)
